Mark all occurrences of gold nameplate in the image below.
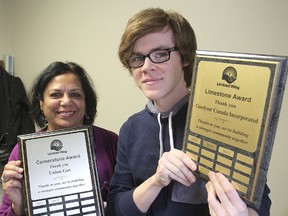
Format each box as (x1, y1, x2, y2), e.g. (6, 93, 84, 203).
(18, 126, 104, 216)
(182, 50, 288, 208)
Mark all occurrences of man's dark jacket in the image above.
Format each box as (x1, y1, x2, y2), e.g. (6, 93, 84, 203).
(0, 66, 35, 163)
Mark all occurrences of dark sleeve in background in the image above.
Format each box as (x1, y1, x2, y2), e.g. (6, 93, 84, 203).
(0, 68, 35, 163)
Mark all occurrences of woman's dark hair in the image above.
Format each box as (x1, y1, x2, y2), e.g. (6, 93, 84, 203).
(29, 61, 97, 128)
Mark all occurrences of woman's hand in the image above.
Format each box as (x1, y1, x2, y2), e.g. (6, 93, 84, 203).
(2, 160, 24, 215)
(155, 149, 197, 187)
(206, 171, 258, 216)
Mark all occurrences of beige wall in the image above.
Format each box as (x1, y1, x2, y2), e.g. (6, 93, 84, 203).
(1, 0, 287, 215)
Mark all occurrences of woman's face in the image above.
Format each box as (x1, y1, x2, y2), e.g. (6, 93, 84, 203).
(40, 72, 86, 131)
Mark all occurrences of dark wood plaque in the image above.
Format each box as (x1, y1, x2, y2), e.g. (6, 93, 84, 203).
(182, 50, 288, 208)
(18, 126, 104, 216)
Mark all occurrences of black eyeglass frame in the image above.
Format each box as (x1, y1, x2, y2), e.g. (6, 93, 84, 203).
(127, 47, 177, 69)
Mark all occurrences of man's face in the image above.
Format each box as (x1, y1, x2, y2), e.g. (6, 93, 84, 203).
(131, 26, 188, 111)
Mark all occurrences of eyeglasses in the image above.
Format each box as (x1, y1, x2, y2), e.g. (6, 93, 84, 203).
(127, 47, 177, 68)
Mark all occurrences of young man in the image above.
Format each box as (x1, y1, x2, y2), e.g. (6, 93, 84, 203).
(107, 8, 271, 216)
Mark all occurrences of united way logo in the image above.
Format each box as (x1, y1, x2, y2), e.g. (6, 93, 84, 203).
(50, 139, 63, 151)
(222, 66, 237, 84)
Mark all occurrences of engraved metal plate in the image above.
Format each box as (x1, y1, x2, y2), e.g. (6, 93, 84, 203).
(18, 126, 104, 216)
(182, 50, 288, 208)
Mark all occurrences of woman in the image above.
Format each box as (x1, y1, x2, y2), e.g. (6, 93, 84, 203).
(0, 61, 118, 215)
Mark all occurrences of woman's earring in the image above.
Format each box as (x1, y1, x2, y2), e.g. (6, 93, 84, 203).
(41, 113, 48, 125)
(84, 113, 90, 121)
